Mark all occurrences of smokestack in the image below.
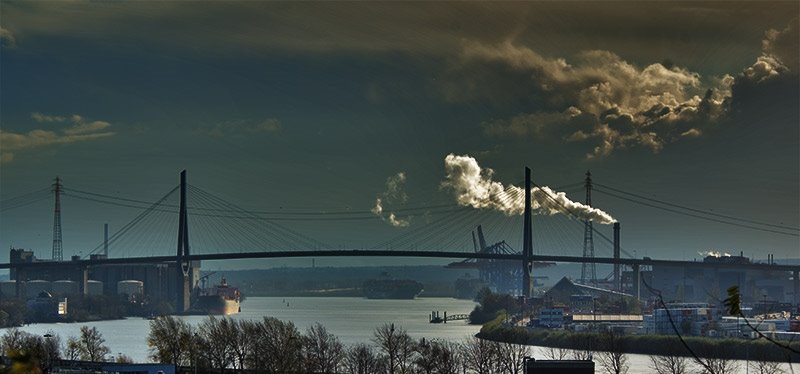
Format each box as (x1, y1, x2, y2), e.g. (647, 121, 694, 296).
(103, 223, 108, 257)
(613, 222, 620, 291)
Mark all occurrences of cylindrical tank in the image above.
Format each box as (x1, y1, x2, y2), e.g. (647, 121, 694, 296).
(0, 280, 16, 297)
(117, 280, 144, 296)
(87, 280, 104, 296)
(26, 280, 52, 298)
(52, 280, 79, 295)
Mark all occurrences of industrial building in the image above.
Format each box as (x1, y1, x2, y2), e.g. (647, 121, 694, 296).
(648, 253, 795, 304)
(4, 247, 200, 310)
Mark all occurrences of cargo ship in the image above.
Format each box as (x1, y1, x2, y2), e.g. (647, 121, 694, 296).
(363, 276, 423, 299)
(192, 277, 241, 315)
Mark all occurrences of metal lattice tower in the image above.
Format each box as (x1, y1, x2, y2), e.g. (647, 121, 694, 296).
(52, 176, 63, 261)
(580, 171, 596, 285)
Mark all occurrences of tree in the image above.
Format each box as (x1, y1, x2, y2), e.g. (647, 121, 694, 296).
(569, 333, 594, 360)
(649, 354, 691, 374)
(462, 336, 496, 374)
(494, 339, 529, 374)
(64, 338, 81, 361)
(414, 338, 461, 374)
(543, 346, 570, 360)
(231, 319, 256, 370)
(195, 316, 235, 371)
(303, 323, 344, 373)
(695, 344, 740, 374)
(73, 326, 110, 362)
(373, 323, 414, 374)
(247, 316, 303, 372)
(597, 330, 628, 374)
(0, 329, 61, 372)
(146, 315, 194, 366)
(344, 343, 380, 374)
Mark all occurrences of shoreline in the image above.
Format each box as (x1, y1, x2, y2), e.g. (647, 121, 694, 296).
(478, 323, 800, 363)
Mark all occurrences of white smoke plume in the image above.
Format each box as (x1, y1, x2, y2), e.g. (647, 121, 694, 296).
(372, 172, 410, 227)
(441, 154, 616, 224)
(699, 251, 732, 258)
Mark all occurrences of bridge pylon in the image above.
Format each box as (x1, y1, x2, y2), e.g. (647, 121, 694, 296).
(522, 167, 533, 300)
(176, 170, 192, 313)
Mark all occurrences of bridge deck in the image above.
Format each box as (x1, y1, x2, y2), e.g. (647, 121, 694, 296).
(1, 250, 798, 272)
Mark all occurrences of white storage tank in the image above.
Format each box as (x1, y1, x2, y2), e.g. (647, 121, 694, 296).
(26, 280, 52, 298)
(0, 280, 17, 297)
(52, 280, 79, 295)
(87, 280, 104, 295)
(117, 280, 144, 296)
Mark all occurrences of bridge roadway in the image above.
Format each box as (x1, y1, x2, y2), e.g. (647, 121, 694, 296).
(2, 249, 798, 272)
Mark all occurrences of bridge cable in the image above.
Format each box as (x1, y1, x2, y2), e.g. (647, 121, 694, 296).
(594, 182, 798, 232)
(593, 188, 799, 238)
(83, 186, 179, 258)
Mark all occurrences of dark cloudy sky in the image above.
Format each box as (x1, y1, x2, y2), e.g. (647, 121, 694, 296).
(1, 2, 798, 270)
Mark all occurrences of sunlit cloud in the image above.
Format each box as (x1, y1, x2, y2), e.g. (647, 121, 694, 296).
(0, 113, 115, 163)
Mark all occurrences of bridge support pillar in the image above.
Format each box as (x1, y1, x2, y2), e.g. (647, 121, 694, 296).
(794, 270, 799, 309)
(632, 264, 640, 300)
(522, 167, 533, 300)
(79, 266, 89, 296)
(613, 223, 620, 292)
(176, 170, 191, 313)
(14, 268, 23, 299)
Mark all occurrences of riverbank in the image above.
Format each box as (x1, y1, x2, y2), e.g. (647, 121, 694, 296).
(477, 316, 800, 363)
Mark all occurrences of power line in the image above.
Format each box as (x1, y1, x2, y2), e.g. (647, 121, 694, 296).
(593, 188, 799, 238)
(594, 182, 798, 232)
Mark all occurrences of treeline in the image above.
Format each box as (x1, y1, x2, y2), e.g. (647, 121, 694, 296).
(147, 315, 532, 373)
(0, 325, 132, 372)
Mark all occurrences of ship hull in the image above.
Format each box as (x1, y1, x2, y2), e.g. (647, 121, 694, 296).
(192, 295, 240, 315)
(363, 279, 423, 299)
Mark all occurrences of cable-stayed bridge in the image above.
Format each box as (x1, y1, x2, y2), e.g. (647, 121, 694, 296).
(1, 169, 798, 311)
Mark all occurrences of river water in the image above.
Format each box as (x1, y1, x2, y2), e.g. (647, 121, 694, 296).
(4, 297, 798, 373)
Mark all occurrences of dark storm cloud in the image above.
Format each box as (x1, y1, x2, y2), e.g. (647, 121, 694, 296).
(1, 2, 794, 65)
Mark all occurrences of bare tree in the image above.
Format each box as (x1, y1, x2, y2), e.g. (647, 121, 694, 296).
(146, 315, 194, 365)
(230, 319, 256, 370)
(597, 330, 628, 374)
(64, 337, 81, 361)
(752, 360, 784, 374)
(543, 346, 571, 360)
(373, 323, 414, 374)
(344, 343, 380, 374)
(74, 326, 110, 362)
(195, 316, 235, 371)
(0, 329, 61, 372)
(248, 316, 303, 372)
(494, 340, 529, 374)
(649, 354, 691, 374)
(433, 340, 462, 373)
(463, 336, 496, 374)
(694, 344, 740, 374)
(569, 333, 594, 360)
(698, 357, 740, 374)
(413, 338, 461, 374)
(303, 322, 344, 373)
